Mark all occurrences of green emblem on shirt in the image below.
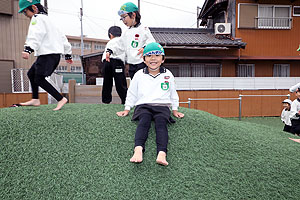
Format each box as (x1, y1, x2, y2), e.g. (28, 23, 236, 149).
(31, 19, 37, 25)
(161, 82, 169, 90)
(131, 41, 138, 48)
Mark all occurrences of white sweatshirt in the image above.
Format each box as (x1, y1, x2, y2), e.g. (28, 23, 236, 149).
(25, 14, 72, 56)
(281, 108, 291, 126)
(290, 82, 300, 92)
(124, 67, 179, 111)
(108, 24, 155, 65)
(290, 99, 300, 120)
(101, 37, 125, 63)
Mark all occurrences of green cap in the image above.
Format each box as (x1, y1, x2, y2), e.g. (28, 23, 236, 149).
(297, 45, 300, 51)
(118, 2, 138, 16)
(19, 0, 40, 13)
(143, 42, 165, 56)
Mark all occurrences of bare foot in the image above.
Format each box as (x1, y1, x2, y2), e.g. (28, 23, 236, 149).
(130, 146, 143, 163)
(20, 99, 40, 106)
(156, 151, 168, 166)
(53, 97, 68, 111)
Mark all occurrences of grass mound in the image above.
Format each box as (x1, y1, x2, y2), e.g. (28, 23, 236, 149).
(1, 104, 300, 199)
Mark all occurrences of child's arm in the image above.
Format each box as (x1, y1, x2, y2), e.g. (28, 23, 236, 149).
(137, 27, 156, 57)
(116, 72, 139, 117)
(290, 83, 300, 92)
(168, 72, 184, 118)
(24, 16, 46, 55)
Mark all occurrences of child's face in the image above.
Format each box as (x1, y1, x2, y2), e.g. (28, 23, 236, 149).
(22, 6, 37, 18)
(283, 103, 290, 110)
(120, 13, 135, 27)
(144, 55, 164, 72)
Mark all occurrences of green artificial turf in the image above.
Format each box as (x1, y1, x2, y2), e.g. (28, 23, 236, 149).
(226, 116, 284, 130)
(1, 104, 300, 199)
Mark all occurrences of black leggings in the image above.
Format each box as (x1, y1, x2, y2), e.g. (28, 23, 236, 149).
(134, 113, 169, 154)
(27, 54, 63, 101)
(128, 62, 147, 79)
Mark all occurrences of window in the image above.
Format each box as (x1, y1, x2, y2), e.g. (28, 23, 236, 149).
(258, 5, 291, 29)
(237, 64, 255, 77)
(273, 64, 290, 77)
(70, 42, 81, 49)
(238, 4, 292, 29)
(294, 6, 300, 16)
(72, 54, 81, 61)
(71, 66, 82, 72)
(56, 66, 68, 72)
(238, 4, 258, 28)
(83, 43, 91, 50)
(95, 44, 105, 50)
(165, 63, 221, 77)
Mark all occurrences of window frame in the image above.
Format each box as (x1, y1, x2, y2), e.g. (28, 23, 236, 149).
(273, 64, 290, 77)
(237, 64, 255, 77)
(293, 6, 300, 17)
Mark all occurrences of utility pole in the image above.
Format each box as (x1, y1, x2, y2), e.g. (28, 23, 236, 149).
(197, 6, 201, 28)
(80, 0, 85, 84)
(44, 0, 48, 10)
(138, 0, 140, 13)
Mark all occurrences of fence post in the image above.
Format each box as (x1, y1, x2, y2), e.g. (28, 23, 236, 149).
(188, 98, 191, 109)
(68, 79, 76, 103)
(239, 94, 242, 121)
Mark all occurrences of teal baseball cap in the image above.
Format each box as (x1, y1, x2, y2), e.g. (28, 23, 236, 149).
(143, 42, 165, 56)
(118, 2, 138, 16)
(297, 45, 300, 51)
(19, 0, 40, 13)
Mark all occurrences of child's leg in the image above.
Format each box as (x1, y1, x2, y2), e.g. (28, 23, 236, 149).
(154, 116, 169, 166)
(113, 62, 127, 105)
(102, 61, 113, 104)
(130, 113, 152, 163)
(20, 66, 40, 106)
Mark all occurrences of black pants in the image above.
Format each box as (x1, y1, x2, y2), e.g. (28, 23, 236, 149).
(283, 124, 292, 133)
(129, 62, 147, 79)
(27, 54, 63, 101)
(102, 59, 127, 104)
(133, 105, 172, 154)
(291, 119, 300, 134)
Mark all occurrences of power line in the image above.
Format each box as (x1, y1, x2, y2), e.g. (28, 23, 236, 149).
(141, 0, 197, 14)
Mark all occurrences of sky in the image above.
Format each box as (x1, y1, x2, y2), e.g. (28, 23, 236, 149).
(46, 0, 205, 40)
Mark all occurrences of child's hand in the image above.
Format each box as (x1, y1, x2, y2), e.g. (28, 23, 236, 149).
(137, 48, 144, 58)
(22, 52, 30, 59)
(66, 59, 73, 64)
(116, 110, 129, 117)
(172, 110, 184, 118)
(106, 52, 110, 62)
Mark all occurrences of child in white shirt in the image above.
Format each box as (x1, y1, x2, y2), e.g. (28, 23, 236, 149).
(281, 99, 292, 133)
(116, 42, 184, 166)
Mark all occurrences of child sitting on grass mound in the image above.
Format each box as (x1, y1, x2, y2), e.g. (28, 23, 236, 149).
(116, 42, 184, 166)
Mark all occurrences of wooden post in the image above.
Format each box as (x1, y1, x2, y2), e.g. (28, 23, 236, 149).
(68, 79, 76, 103)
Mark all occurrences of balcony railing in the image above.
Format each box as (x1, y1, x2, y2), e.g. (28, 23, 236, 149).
(255, 17, 292, 29)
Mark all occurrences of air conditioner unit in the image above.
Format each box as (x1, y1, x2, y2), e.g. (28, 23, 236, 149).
(215, 23, 231, 35)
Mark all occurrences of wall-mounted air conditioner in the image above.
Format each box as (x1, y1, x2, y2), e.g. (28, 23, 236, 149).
(215, 23, 231, 35)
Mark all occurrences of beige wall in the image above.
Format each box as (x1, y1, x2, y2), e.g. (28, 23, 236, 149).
(0, 0, 35, 69)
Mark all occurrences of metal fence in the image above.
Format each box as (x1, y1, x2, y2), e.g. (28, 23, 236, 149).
(181, 94, 291, 120)
(11, 68, 31, 93)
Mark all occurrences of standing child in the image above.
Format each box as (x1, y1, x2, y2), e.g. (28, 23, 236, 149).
(18, 0, 72, 111)
(116, 42, 184, 166)
(281, 99, 292, 133)
(289, 87, 300, 136)
(101, 26, 127, 104)
(106, 2, 155, 79)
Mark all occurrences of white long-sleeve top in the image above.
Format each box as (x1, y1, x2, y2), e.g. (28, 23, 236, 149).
(124, 67, 179, 111)
(281, 108, 292, 126)
(101, 37, 125, 63)
(290, 99, 300, 120)
(25, 14, 72, 56)
(108, 24, 155, 64)
(290, 82, 300, 92)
